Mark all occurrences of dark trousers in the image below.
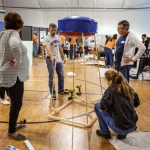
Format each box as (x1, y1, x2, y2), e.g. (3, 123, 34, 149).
(70, 45, 76, 59)
(77, 50, 83, 57)
(84, 46, 88, 54)
(0, 87, 9, 99)
(46, 57, 64, 94)
(63, 50, 69, 58)
(115, 64, 132, 82)
(104, 47, 113, 67)
(33, 44, 39, 57)
(8, 78, 24, 133)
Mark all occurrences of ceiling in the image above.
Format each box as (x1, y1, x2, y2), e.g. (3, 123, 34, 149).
(0, 0, 150, 9)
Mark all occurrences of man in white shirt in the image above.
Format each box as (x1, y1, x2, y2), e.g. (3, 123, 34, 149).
(43, 23, 67, 100)
(115, 20, 145, 82)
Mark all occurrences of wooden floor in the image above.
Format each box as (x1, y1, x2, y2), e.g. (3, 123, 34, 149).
(0, 58, 150, 150)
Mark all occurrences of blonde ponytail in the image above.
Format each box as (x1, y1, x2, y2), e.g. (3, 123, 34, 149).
(105, 70, 134, 101)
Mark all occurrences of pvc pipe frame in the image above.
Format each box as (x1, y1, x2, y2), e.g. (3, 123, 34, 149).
(48, 33, 102, 128)
(48, 99, 97, 128)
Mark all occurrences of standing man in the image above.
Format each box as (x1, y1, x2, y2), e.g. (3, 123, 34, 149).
(115, 20, 145, 82)
(32, 31, 39, 57)
(43, 23, 68, 100)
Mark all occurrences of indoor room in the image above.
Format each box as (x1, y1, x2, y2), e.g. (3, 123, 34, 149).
(0, 0, 150, 149)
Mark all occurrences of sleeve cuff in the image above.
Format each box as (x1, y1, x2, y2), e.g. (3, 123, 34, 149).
(132, 57, 136, 62)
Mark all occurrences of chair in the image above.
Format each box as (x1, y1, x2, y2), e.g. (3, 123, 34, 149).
(97, 46, 105, 60)
(142, 66, 150, 80)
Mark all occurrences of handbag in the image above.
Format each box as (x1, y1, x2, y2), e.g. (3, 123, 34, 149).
(134, 92, 140, 108)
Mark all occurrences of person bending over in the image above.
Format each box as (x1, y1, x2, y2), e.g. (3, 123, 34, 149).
(104, 34, 117, 68)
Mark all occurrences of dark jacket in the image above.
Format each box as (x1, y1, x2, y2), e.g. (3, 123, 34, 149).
(100, 85, 138, 130)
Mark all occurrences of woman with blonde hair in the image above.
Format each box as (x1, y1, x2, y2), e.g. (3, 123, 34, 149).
(94, 69, 139, 140)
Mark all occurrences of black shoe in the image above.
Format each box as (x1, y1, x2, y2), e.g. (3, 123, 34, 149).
(118, 134, 127, 140)
(51, 94, 56, 100)
(96, 130, 111, 139)
(130, 75, 138, 79)
(58, 90, 69, 95)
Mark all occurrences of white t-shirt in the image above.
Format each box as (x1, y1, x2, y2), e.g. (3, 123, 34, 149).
(64, 41, 70, 50)
(43, 34, 62, 62)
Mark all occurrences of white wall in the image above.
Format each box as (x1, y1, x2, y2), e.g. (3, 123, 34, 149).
(94, 9, 149, 39)
(0, 14, 5, 21)
(1, 8, 150, 39)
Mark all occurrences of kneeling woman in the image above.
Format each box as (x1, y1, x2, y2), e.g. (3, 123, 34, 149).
(94, 69, 138, 140)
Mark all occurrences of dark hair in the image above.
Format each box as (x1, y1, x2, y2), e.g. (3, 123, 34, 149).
(112, 34, 117, 39)
(69, 38, 71, 42)
(105, 35, 111, 44)
(110, 34, 117, 41)
(147, 37, 150, 41)
(142, 34, 147, 38)
(49, 23, 57, 28)
(105, 69, 134, 101)
(118, 20, 130, 30)
(4, 12, 24, 30)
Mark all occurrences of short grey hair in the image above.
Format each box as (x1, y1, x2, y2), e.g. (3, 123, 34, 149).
(118, 20, 130, 30)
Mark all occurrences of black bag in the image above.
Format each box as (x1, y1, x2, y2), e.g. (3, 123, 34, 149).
(134, 92, 140, 108)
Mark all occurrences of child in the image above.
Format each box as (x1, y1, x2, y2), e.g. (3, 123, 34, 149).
(94, 69, 139, 140)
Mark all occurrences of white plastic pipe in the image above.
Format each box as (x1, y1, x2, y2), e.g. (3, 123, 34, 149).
(24, 140, 35, 150)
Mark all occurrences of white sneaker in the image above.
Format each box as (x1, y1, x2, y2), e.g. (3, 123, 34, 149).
(1, 99, 10, 105)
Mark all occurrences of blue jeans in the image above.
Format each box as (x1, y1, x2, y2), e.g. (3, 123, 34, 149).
(46, 57, 64, 94)
(70, 45, 76, 59)
(77, 50, 83, 57)
(33, 44, 39, 56)
(84, 46, 88, 54)
(104, 47, 113, 67)
(94, 102, 137, 135)
(115, 64, 132, 82)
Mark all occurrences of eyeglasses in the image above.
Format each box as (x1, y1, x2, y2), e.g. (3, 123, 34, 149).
(117, 27, 125, 30)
